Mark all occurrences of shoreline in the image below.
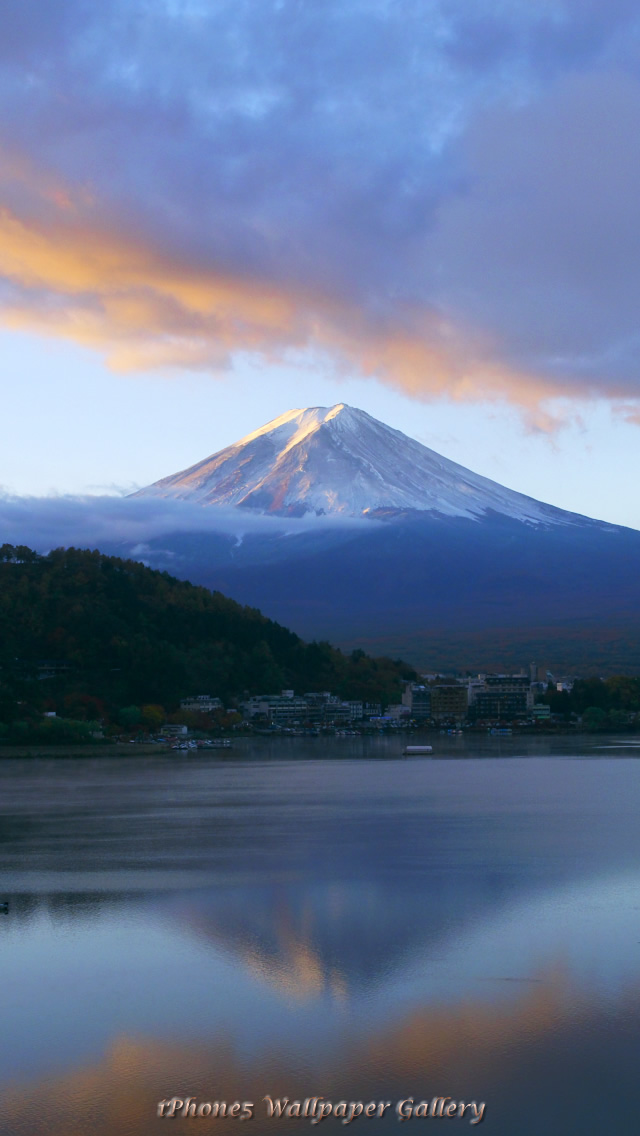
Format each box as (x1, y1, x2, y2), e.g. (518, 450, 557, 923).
(0, 742, 175, 757)
(1, 731, 638, 758)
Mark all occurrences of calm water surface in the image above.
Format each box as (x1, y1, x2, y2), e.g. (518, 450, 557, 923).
(1, 735, 640, 1135)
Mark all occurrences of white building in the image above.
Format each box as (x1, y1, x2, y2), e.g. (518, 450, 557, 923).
(180, 695, 223, 713)
(243, 691, 310, 725)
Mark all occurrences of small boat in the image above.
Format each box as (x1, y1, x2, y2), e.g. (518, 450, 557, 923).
(403, 744, 433, 755)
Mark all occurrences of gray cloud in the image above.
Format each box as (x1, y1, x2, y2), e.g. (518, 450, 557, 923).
(425, 70, 640, 390)
(2, 1, 640, 412)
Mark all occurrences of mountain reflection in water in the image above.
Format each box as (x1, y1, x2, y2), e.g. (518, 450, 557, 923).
(1, 742, 640, 1135)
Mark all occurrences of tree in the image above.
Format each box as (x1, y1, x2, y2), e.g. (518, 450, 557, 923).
(141, 704, 165, 731)
(582, 706, 608, 732)
(118, 705, 142, 730)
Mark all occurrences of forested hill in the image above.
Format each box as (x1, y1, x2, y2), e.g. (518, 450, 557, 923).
(0, 545, 415, 719)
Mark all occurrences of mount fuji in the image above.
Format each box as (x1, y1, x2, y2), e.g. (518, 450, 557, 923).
(134, 403, 597, 528)
(123, 404, 640, 671)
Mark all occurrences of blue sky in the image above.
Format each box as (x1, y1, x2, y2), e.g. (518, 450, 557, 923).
(2, 0, 640, 527)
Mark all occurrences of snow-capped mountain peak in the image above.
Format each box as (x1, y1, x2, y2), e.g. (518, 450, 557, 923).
(133, 403, 592, 526)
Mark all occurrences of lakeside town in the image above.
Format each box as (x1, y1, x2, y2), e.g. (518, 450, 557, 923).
(130, 664, 637, 745)
(4, 655, 639, 750)
(2, 548, 639, 747)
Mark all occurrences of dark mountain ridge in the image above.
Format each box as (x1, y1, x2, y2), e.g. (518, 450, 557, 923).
(0, 545, 415, 723)
(103, 510, 640, 672)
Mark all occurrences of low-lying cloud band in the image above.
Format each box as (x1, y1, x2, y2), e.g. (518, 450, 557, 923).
(0, 493, 364, 556)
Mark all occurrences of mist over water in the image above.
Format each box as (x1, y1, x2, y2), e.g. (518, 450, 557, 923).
(1, 737, 640, 1134)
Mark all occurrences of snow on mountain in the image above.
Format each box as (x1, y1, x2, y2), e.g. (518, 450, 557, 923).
(133, 403, 594, 526)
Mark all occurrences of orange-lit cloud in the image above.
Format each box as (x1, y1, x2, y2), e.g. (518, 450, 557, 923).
(612, 401, 640, 427)
(2, 2, 640, 437)
(0, 148, 633, 432)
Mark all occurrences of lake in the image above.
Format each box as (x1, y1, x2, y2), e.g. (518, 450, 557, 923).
(1, 735, 640, 1134)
